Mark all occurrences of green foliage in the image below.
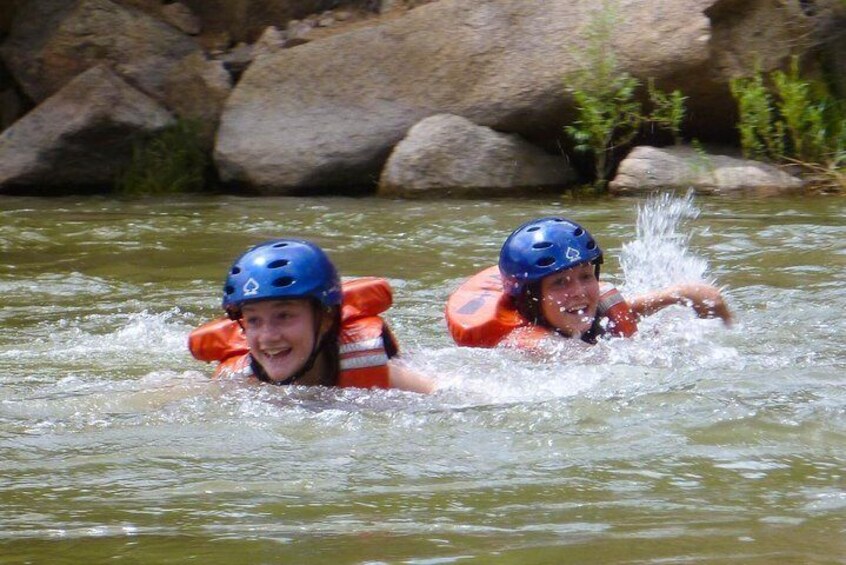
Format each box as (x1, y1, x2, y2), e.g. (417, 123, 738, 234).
(115, 119, 209, 196)
(564, 74, 641, 185)
(689, 138, 716, 177)
(563, 1, 690, 187)
(729, 69, 784, 160)
(647, 78, 687, 146)
(564, 1, 639, 186)
(729, 56, 845, 190)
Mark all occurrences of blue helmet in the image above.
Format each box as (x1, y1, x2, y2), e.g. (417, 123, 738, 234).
(222, 239, 342, 318)
(499, 217, 603, 298)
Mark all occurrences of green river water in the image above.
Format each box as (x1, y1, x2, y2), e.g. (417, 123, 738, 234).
(1, 192, 844, 564)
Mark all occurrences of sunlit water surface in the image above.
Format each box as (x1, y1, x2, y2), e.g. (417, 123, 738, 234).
(1, 193, 844, 564)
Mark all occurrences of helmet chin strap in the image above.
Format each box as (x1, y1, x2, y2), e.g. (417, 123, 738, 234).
(251, 305, 332, 386)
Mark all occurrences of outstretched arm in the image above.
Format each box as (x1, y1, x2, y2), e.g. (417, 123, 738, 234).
(629, 283, 733, 326)
(387, 360, 436, 394)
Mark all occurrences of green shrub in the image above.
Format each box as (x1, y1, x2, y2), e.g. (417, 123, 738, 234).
(564, 73, 642, 186)
(563, 1, 689, 187)
(115, 119, 209, 196)
(564, 1, 639, 187)
(729, 68, 784, 160)
(730, 56, 845, 190)
(647, 78, 687, 146)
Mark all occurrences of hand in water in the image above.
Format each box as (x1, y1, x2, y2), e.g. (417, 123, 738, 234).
(630, 283, 733, 327)
(673, 283, 733, 326)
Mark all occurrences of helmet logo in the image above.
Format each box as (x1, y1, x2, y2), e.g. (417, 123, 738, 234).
(565, 247, 581, 262)
(243, 278, 260, 296)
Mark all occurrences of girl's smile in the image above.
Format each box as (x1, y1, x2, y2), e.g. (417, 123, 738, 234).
(241, 299, 318, 383)
(539, 262, 600, 337)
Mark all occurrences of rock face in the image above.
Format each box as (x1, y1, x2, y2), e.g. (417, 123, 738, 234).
(0, 65, 174, 192)
(1, 0, 842, 195)
(161, 52, 232, 146)
(608, 145, 805, 196)
(177, 0, 383, 44)
(1, 0, 202, 103)
(215, 0, 717, 193)
(379, 114, 576, 198)
(214, 0, 837, 194)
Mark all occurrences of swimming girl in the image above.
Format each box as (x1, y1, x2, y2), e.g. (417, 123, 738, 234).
(446, 217, 732, 348)
(189, 238, 434, 393)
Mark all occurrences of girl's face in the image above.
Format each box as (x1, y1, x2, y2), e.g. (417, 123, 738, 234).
(539, 262, 600, 338)
(241, 299, 321, 383)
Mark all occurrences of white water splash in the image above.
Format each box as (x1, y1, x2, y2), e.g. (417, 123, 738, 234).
(619, 191, 711, 295)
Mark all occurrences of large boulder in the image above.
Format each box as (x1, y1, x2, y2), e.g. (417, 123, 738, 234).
(161, 52, 232, 147)
(379, 114, 576, 198)
(0, 0, 202, 104)
(0, 65, 174, 193)
(608, 145, 805, 196)
(214, 0, 839, 194)
(178, 0, 382, 44)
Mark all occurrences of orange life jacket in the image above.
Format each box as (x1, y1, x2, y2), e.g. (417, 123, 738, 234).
(188, 277, 397, 389)
(445, 265, 638, 348)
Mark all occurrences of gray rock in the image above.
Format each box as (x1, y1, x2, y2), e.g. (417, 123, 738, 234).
(162, 52, 232, 147)
(161, 2, 201, 35)
(0, 65, 174, 191)
(219, 42, 254, 78)
(609, 145, 805, 196)
(252, 26, 286, 60)
(177, 0, 340, 44)
(213, 0, 839, 194)
(379, 114, 576, 198)
(214, 0, 707, 192)
(1, 0, 201, 103)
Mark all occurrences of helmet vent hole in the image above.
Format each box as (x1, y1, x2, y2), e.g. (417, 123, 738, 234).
(268, 259, 289, 269)
(272, 276, 295, 288)
(573, 228, 584, 236)
(587, 240, 596, 250)
(231, 267, 241, 275)
(272, 242, 289, 248)
(224, 285, 234, 295)
(536, 256, 555, 267)
(526, 226, 540, 232)
(533, 242, 552, 249)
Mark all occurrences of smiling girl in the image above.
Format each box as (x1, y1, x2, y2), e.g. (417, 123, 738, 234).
(189, 239, 433, 393)
(447, 217, 732, 348)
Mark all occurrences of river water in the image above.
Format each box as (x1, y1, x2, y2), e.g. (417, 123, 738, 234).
(1, 192, 844, 564)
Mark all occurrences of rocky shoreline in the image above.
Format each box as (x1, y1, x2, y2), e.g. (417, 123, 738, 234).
(1, 0, 844, 197)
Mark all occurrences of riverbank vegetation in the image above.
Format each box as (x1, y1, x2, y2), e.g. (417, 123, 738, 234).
(115, 119, 210, 196)
(730, 56, 845, 192)
(564, 1, 687, 190)
(564, 2, 844, 194)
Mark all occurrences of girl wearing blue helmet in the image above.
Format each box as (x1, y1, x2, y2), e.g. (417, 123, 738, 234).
(447, 217, 731, 347)
(190, 239, 434, 393)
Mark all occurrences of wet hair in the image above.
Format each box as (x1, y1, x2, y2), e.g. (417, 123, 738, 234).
(315, 304, 342, 386)
(514, 280, 545, 327)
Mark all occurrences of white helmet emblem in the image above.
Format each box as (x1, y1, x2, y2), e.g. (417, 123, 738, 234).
(565, 246, 581, 262)
(243, 278, 260, 296)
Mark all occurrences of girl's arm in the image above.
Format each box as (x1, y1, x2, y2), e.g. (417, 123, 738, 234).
(387, 360, 436, 393)
(629, 283, 733, 326)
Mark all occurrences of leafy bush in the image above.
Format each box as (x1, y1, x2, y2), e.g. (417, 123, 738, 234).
(647, 78, 688, 146)
(115, 119, 209, 196)
(564, 1, 688, 188)
(730, 56, 845, 190)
